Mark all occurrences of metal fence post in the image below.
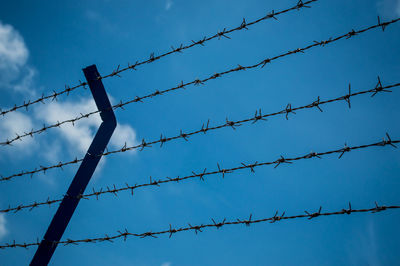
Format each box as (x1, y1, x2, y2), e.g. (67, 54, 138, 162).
(30, 65, 116, 265)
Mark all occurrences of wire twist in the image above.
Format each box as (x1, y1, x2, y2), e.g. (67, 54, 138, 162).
(0, 0, 318, 119)
(1, 134, 397, 213)
(0, 202, 397, 249)
(1, 16, 397, 146)
(0, 80, 397, 182)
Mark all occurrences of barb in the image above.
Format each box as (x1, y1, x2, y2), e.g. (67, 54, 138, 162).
(1, 80, 398, 182)
(0, 0, 317, 119)
(1, 202, 398, 249)
(1, 134, 398, 213)
(1, 16, 398, 146)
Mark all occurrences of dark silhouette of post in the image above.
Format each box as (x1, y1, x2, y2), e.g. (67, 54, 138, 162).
(30, 65, 116, 265)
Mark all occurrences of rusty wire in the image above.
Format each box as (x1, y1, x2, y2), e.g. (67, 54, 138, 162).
(0, 0, 317, 120)
(1, 15, 397, 146)
(0, 201, 398, 249)
(1, 134, 398, 214)
(0, 79, 397, 183)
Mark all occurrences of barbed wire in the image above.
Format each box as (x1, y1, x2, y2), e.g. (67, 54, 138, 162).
(0, 79, 397, 183)
(1, 15, 397, 146)
(0, 0, 317, 120)
(1, 134, 398, 214)
(0, 202, 398, 249)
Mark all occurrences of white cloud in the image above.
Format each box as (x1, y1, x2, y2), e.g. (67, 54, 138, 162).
(0, 214, 6, 239)
(0, 21, 35, 95)
(377, 0, 400, 18)
(0, 111, 35, 148)
(110, 123, 138, 150)
(34, 98, 139, 181)
(40, 140, 63, 164)
(35, 98, 102, 155)
(12, 67, 36, 95)
(0, 21, 138, 181)
(0, 21, 28, 70)
(161, 262, 171, 266)
(34, 97, 138, 159)
(165, 0, 173, 11)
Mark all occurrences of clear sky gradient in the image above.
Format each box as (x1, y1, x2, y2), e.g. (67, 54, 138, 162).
(0, 0, 400, 265)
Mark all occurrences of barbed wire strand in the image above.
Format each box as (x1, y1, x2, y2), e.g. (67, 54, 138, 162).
(0, 0, 317, 119)
(0, 202, 398, 249)
(0, 79, 397, 183)
(1, 15, 397, 146)
(1, 134, 398, 214)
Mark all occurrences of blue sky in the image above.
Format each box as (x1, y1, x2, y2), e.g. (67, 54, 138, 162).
(0, 0, 400, 265)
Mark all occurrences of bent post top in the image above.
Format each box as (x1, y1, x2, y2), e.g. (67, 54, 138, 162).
(30, 65, 117, 266)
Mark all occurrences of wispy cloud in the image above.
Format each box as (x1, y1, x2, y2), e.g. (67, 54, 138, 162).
(161, 262, 171, 266)
(165, 0, 173, 11)
(0, 214, 6, 240)
(85, 10, 102, 22)
(377, 0, 400, 18)
(84, 10, 117, 33)
(12, 67, 36, 95)
(364, 220, 381, 266)
(346, 220, 382, 266)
